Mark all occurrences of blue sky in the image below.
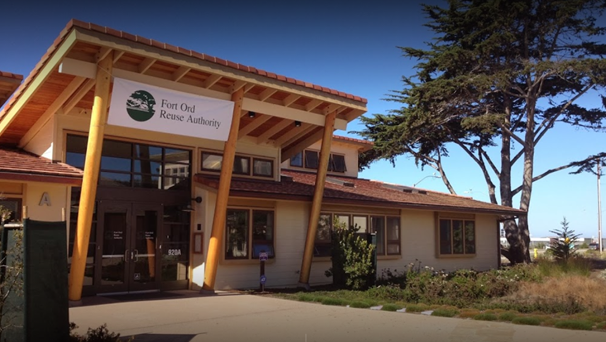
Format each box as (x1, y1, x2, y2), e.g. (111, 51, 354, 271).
(1, 0, 604, 239)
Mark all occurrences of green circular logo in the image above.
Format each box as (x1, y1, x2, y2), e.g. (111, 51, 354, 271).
(126, 90, 156, 122)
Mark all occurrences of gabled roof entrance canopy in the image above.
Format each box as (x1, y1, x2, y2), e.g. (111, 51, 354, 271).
(0, 20, 367, 161)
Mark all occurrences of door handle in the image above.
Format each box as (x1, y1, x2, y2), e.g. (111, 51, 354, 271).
(133, 249, 139, 262)
(125, 249, 130, 262)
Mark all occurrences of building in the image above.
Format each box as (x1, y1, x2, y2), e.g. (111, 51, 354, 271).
(0, 20, 524, 300)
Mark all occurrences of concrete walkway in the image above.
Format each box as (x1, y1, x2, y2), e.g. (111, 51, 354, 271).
(69, 291, 606, 342)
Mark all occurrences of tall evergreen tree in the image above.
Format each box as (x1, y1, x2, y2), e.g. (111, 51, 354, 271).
(356, 0, 606, 264)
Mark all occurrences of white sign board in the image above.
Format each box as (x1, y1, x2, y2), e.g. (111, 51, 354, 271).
(108, 77, 234, 141)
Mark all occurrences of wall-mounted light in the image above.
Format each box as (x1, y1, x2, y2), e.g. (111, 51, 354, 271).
(248, 111, 256, 118)
(183, 196, 203, 212)
(294, 120, 301, 127)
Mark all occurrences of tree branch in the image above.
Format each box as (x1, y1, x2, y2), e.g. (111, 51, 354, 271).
(453, 140, 498, 203)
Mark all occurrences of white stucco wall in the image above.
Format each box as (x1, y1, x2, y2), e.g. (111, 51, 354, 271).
(24, 182, 69, 222)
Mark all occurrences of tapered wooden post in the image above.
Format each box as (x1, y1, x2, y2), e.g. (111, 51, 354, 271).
(203, 88, 244, 291)
(298, 110, 336, 286)
(68, 52, 113, 301)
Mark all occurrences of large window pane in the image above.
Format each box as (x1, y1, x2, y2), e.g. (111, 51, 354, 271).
(465, 221, 476, 254)
(353, 215, 367, 233)
(134, 144, 162, 160)
(316, 213, 332, 242)
(252, 211, 274, 258)
(202, 153, 222, 171)
(134, 160, 161, 175)
(253, 159, 273, 177)
(290, 152, 303, 167)
(332, 154, 346, 173)
(133, 174, 160, 188)
(305, 150, 319, 169)
(386, 217, 400, 255)
(439, 219, 452, 254)
(99, 172, 131, 187)
(164, 148, 190, 164)
(233, 156, 250, 175)
(453, 220, 464, 254)
(335, 214, 350, 230)
(225, 210, 249, 259)
(371, 216, 385, 255)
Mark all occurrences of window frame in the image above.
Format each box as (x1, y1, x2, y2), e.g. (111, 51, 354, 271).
(436, 213, 476, 257)
(313, 212, 402, 258)
(200, 150, 275, 179)
(290, 149, 347, 173)
(0, 198, 22, 224)
(224, 208, 276, 261)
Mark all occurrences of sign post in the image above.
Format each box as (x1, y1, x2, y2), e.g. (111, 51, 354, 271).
(259, 251, 268, 292)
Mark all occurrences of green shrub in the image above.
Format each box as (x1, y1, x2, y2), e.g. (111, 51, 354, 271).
(404, 304, 429, 312)
(474, 313, 497, 321)
(512, 316, 543, 326)
(431, 308, 458, 317)
(596, 322, 606, 330)
(554, 319, 593, 330)
(366, 285, 407, 301)
(498, 311, 517, 321)
(325, 219, 375, 290)
(350, 301, 372, 308)
(321, 297, 347, 306)
(69, 323, 132, 342)
(380, 303, 401, 311)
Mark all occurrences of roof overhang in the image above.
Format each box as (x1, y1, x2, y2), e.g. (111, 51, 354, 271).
(0, 71, 22, 108)
(0, 20, 368, 161)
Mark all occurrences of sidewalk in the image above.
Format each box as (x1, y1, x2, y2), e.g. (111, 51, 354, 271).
(69, 291, 606, 342)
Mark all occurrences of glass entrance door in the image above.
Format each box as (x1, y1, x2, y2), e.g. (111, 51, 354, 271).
(97, 201, 161, 293)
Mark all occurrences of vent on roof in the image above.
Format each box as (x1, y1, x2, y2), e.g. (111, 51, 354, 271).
(382, 183, 427, 195)
(326, 177, 355, 187)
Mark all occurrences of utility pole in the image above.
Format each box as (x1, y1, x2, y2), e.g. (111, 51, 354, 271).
(598, 159, 602, 254)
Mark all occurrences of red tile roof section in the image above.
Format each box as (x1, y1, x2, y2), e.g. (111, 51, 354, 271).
(0, 147, 83, 179)
(0, 19, 366, 124)
(0, 71, 23, 81)
(195, 170, 523, 215)
(333, 135, 373, 146)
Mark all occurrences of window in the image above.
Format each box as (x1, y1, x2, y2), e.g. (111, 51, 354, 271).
(201, 151, 273, 178)
(438, 215, 476, 256)
(225, 209, 275, 260)
(66, 134, 191, 191)
(304, 150, 319, 169)
(0, 198, 22, 224)
(313, 212, 401, 257)
(290, 150, 347, 173)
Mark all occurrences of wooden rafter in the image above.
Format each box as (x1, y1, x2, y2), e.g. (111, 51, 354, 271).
(258, 88, 277, 102)
(283, 94, 300, 107)
(273, 123, 314, 147)
(172, 66, 190, 82)
(305, 99, 323, 112)
(62, 78, 96, 114)
(138, 57, 156, 74)
(202, 74, 222, 88)
(238, 115, 271, 139)
(281, 128, 324, 162)
(256, 119, 292, 144)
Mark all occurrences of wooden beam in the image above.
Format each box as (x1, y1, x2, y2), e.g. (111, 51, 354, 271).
(68, 52, 114, 301)
(243, 98, 348, 130)
(281, 128, 324, 162)
(19, 76, 86, 148)
(202, 74, 222, 89)
(113, 51, 125, 63)
(57, 58, 351, 130)
(138, 57, 156, 74)
(273, 123, 314, 147)
(256, 119, 292, 144)
(238, 115, 271, 139)
(283, 94, 300, 107)
(96, 47, 112, 61)
(258, 88, 277, 102)
(305, 99, 323, 112)
(231, 80, 246, 94)
(0, 31, 77, 136)
(62, 78, 96, 115)
(298, 110, 337, 286)
(172, 66, 190, 82)
(203, 87, 245, 291)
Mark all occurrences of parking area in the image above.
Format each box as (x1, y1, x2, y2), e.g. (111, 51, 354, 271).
(69, 290, 606, 342)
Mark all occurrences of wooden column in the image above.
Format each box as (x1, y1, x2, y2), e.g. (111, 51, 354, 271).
(68, 52, 113, 301)
(202, 88, 244, 291)
(298, 110, 337, 286)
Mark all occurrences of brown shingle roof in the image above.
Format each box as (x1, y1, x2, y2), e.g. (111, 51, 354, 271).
(195, 170, 524, 216)
(0, 147, 83, 185)
(0, 19, 367, 124)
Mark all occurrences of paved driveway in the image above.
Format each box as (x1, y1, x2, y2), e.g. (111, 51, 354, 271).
(69, 291, 605, 342)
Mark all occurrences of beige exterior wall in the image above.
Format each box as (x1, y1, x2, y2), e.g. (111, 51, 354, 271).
(22, 114, 55, 160)
(23, 182, 70, 222)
